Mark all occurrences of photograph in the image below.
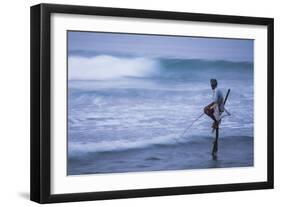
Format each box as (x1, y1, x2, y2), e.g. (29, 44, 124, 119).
(67, 31, 254, 175)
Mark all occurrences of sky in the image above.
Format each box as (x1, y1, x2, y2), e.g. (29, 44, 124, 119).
(68, 31, 253, 62)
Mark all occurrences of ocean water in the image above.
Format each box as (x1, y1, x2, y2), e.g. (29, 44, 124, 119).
(67, 56, 254, 175)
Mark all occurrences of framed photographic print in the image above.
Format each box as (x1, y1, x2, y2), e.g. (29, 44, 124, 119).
(30, 3, 274, 203)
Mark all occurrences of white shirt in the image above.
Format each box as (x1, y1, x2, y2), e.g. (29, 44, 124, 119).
(213, 88, 224, 112)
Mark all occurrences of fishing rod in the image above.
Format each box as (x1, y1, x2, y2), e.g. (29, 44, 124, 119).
(221, 89, 231, 117)
(179, 112, 204, 139)
(224, 89, 231, 105)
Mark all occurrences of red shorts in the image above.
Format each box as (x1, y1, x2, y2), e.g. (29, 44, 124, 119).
(204, 103, 215, 116)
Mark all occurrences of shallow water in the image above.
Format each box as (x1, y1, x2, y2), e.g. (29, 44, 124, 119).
(68, 136, 253, 175)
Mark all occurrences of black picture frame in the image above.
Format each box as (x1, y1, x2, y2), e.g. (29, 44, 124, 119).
(30, 3, 274, 204)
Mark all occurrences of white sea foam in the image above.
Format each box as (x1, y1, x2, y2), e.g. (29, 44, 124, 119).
(68, 55, 159, 80)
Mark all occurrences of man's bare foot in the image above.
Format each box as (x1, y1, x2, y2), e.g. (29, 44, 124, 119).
(212, 121, 219, 129)
(212, 121, 219, 133)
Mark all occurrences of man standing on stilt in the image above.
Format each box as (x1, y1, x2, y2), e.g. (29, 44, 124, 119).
(204, 79, 224, 156)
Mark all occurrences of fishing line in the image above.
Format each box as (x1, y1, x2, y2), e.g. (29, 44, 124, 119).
(179, 112, 205, 139)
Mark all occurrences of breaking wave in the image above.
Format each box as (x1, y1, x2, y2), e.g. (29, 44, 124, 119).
(68, 55, 253, 81)
(68, 55, 159, 80)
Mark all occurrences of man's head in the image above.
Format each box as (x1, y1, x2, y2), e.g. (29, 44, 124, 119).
(210, 79, 217, 90)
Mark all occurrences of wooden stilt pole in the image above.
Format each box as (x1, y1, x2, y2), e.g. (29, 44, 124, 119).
(211, 89, 230, 158)
(212, 127, 219, 158)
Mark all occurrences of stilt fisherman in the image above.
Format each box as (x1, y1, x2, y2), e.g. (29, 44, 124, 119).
(204, 79, 224, 156)
(204, 79, 224, 130)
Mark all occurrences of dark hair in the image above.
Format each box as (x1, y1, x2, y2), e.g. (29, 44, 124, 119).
(210, 79, 217, 87)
